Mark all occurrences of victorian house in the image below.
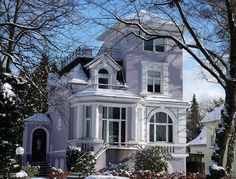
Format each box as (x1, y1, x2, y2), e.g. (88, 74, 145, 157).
(22, 11, 188, 173)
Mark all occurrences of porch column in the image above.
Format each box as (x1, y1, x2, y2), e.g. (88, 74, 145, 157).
(76, 105, 83, 138)
(91, 104, 99, 140)
(131, 105, 138, 141)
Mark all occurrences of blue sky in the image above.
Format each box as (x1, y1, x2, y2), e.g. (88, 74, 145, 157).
(183, 50, 224, 102)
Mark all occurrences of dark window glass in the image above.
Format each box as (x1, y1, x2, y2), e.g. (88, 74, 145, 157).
(103, 107, 107, 118)
(147, 79, 153, 92)
(168, 116, 172, 123)
(121, 108, 126, 120)
(109, 122, 119, 144)
(154, 80, 161, 92)
(168, 125, 173, 142)
(149, 124, 154, 142)
(85, 106, 91, 118)
(108, 107, 120, 119)
(154, 38, 165, 52)
(144, 39, 154, 51)
(86, 120, 90, 138)
(98, 77, 108, 89)
(121, 121, 126, 143)
(102, 120, 107, 140)
(156, 125, 166, 141)
(156, 112, 167, 123)
(98, 69, 108, 74)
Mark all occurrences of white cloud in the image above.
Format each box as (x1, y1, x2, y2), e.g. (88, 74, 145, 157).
(183, 52, 225, 102)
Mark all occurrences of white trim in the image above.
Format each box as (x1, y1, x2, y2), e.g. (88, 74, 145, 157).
(141, 61, 168, 96)
(30, 127, 50, 155)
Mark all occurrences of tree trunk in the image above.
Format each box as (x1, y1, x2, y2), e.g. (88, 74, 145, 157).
(226, 123, 236, 178)
(209, 86, 236, 178)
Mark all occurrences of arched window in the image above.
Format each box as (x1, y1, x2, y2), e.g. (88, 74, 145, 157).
(98, 68, 109, 89)
(149, 112, 173, 142)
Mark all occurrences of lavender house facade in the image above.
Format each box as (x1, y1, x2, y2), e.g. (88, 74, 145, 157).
(22, 12, 188, 172)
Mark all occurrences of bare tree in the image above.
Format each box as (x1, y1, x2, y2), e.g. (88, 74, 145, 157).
(84, 0, 236, 177)
(0, 0, 83, 74)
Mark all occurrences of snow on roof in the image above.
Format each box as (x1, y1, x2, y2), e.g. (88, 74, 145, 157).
(60, 64, 88, 85)
(201, 105, 223, 123)
(70, 87, 140, 100)
(188, 126, 207, 146)
(126, 10, 173, 25)
(24, 113, 51, 123)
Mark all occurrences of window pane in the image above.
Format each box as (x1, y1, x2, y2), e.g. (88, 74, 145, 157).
(154, 80, 161, 92)
(109, 107, 120, 119)
(154, 38, 165, 52)
(86, 120, 90, 138)
(109, 122, 119, 144)
(156, 125, 166, 141)
(121, 121, 126, 143)
(103, 107, 107, 118)
(150, 116, 154, 123)
(168, 116, 172, 123)
(98, 78, 108, 89)
(86, 106, 91, 118)
(99, 78, 108, 84)
(98, 69, 108, 74)
(156, 112, 167, 123)
(147, 79, 153, 92)
(148, 71, 161, 78)
(144, 39, 153, 51)
(168, 125, 173, 142)
(121, 108, 126, 120)
(102, 120, 107, 141)
(149, 124, 154, 142)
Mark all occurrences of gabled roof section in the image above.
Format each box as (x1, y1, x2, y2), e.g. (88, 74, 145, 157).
(84, 53, 122, 71)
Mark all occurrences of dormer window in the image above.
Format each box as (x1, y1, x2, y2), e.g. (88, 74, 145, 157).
(98, 68, 109, 89)
(144, 38, 165, 52)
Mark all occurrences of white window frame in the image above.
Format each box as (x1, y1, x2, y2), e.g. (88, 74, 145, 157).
(140, 61, 168, 96)
(147, 71, 162, 93)
(143, 38, 165, 52)
(96, 67, 112, 89)
(149, 112, 173, 143)
(102, 106, 126, 145)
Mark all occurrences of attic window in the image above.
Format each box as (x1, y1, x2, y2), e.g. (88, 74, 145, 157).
(98, 69, 109, 89)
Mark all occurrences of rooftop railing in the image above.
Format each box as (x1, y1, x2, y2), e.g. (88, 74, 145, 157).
(61, 46, 122, 68)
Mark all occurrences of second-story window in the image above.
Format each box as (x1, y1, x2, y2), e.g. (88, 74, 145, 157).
(98, 69, 109, 89)
(144, 38, 165, 52)
(147, 71, 161, 93)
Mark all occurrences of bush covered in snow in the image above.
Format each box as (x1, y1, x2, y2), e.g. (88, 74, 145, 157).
(66, 145, 96, 176)
(134, 146, 171, 173)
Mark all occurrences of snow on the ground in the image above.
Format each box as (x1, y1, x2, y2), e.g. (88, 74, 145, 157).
(12, 170, 28, 178)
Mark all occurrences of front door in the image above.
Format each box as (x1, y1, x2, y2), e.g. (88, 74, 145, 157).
(32, 129, 47, 162)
